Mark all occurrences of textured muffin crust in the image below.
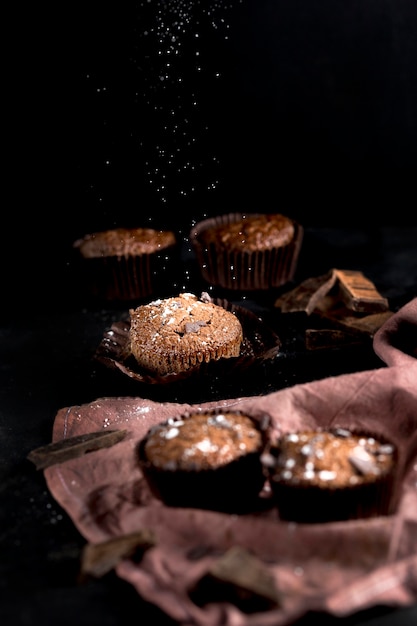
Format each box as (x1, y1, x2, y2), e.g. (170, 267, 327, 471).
(142, 411, 263, 470)
(136, 409, 269, 512)
(74, 227, 176, 258)
(129, 293, 243, 375)
(262, 427, 398, 522)
(198, 214, 295, 252)
(266, 428, 396, 488)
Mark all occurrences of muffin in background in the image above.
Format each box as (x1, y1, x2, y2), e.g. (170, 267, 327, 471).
(73, 227, 178, 302)
(136, 409, 270, 513)
(129, 292, 243, 376)
(190, 212, 303, 291)
(261, 427, 399, 523)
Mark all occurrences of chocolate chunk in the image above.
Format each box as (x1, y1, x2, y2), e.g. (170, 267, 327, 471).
(190, 546, 280, 613)
(305, 328, 365, 350)
(333, 269, 389, 313)
(185, 320, 207, 333)
(348, 450, 379, 476)
(80, 530, 155, 578)
(27, 430, 129, 470)
(274, 271, 336, 314)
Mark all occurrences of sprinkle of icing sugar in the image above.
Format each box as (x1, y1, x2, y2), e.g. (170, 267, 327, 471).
(163, 427, 180, 439)
(318, 470, 337, 481)
(195, 439, 217, 453)
(208, 414, 231, 428)
(287, 433, 299, 442)
(143, 411, 260, 470)
(271, 429, 396, 488)
(133, 405, 152, 414)
(168, 418, 184, 426)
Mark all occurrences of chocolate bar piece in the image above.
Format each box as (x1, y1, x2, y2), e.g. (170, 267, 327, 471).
(305, 328, 366, 350)
(274, 271, 336, 314)
(190, 546, 280, 613)
(313, 297, 393, 337)
(27, 430, 129, 470)
(80, 530, 155, 578)
(333, 269, 389, 313)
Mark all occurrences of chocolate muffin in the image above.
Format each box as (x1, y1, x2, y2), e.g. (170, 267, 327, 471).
(262, 427, 398, 523)
(73, 226, 178, 301)
(129, 292, 243, 376)
(136, 409, 269, 513)
(190, 212, 303, 291)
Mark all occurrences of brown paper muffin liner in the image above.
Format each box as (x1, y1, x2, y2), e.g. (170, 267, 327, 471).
(190, 213, 304, 291)
(75, 244, 180, 302)
(94, 298, 282, 385)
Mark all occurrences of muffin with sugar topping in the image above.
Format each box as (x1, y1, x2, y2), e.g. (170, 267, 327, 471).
(136, 409, 270, 512)
(261, 427, 398, 523)
(129, 292, 243, 376)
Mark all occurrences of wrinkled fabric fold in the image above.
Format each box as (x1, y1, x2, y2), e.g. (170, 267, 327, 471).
(44, 298, 417, 626)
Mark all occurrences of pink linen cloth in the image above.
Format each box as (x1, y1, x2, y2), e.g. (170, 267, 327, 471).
(44, 298, 417, 626)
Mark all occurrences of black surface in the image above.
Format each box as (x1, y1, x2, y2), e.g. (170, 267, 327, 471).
(1, 227, 417, 626)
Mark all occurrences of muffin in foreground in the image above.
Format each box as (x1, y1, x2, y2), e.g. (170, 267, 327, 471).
(136, 409, 269, 512)
(129, 292, 243, 376)
(73, 226, 178, 302)
(262, 427, 398, 523)
(190, 212, 303, 291)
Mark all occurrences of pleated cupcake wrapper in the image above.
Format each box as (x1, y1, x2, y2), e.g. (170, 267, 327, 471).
(270, 472, 398, 524)
(79, 246, 179, 302)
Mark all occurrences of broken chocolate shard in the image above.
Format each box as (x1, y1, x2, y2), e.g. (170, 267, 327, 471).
(334, 269, 389, 313)
(305, 328, 366, 351)
(349, 453, 379, 476)
(27, 430, 129, 470)
(190, 546, 280, 613)
(274, 271, 336, 314)
(185, 320, 207, 333)
(313, 302, 393, 337)
(80, 530, 156, 579)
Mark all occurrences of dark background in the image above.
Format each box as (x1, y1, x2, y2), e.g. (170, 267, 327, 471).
(9, 0, 417, 311)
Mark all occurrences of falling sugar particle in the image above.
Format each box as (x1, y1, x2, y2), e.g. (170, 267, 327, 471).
(133, 0, 243, 207)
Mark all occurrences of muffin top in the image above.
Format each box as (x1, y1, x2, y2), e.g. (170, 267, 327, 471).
(129, 292, 243, 375)
(74, 227, 176, 258)
(198, 214, 295, 252)
(264, 428, 396, 489)
(141, 411, 263, 471)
